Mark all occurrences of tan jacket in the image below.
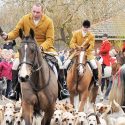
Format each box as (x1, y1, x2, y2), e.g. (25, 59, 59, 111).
(7, 13, 56, 52)
(70, 29, 95, 60)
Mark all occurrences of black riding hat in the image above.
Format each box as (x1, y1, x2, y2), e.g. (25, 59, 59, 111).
(82, 20, 91, 28)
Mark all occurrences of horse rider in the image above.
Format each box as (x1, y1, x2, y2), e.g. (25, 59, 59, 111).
(99, 34, 111, 76)
(0, 2, 63, 100)
(68, 20, 99, 86)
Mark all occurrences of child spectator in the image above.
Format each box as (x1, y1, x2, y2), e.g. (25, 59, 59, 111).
(0, 49, 13, 97)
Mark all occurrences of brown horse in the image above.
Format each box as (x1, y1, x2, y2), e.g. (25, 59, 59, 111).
(66, 46, 102, 111)
(18, 29, 58, 125)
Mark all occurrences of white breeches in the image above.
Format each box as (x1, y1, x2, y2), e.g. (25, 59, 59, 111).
(89, 59, 97, 69)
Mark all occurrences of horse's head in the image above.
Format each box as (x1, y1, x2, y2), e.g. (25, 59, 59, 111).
(75, 44, 90, 75)
(18, 28, 39, 82)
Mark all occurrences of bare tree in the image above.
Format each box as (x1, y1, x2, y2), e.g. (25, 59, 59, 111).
(0, 0, 125, 48)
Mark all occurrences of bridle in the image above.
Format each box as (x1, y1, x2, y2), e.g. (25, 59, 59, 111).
(18, 41, 42, 72)
(76, 49, 87, 74)
(18, 41, 51, 92)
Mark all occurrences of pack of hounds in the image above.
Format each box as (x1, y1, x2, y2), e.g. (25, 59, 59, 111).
(0, 98, 125, 125)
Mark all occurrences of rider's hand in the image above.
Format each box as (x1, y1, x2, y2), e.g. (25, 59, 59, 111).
(1, 32, 8, 40)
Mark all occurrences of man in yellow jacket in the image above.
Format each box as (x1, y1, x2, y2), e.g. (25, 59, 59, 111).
(1, 3, 63, 99)
(69, 20, 99, 85)
(2, 3, 55, 52)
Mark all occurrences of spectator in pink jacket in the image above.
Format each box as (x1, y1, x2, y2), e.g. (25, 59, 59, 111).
(0, 49, 13, 97)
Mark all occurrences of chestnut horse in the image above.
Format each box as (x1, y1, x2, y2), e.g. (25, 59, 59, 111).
(18, 29, 58, 125)
(66, 46, 102, 111)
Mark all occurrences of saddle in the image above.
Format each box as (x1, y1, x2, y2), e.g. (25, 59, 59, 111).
(44, 54, 58, 65)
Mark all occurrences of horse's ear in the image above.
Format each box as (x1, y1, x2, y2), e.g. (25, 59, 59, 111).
(29, 28, 34, 39)
(19, 29, 24, 39)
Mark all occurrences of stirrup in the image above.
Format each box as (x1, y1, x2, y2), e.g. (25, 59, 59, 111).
(95, 81, 99, 86)
(94, 79, 99, 86)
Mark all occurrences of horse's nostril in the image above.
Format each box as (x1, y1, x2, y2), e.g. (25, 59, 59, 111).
(25, 75, 29, 80)
(19, 75, 29, 82)
(19, 76, 26, 82)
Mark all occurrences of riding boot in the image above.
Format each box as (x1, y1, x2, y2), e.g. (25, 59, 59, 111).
(93, 68, 99, 86)
(8, 70, 18, 100)
(58, 68, 69, 100)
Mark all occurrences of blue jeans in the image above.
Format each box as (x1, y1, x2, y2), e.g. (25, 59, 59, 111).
(6, 80, 12, 98)
(104, 78, 112, 98)
(101, 78, 106, 92)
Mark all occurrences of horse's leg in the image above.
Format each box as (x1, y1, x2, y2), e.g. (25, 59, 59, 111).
(91, 85, 99, 103)
(79, 93, 81, 101)
(78, 91, 88, 112)
(70, 92, 75, 106)
(22, 101, 33, 125)
(41, 104, 55, 125)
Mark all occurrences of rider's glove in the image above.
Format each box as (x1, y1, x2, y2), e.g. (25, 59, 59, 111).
(1, 32, 8, 40)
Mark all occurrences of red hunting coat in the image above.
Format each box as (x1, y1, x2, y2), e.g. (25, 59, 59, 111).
(0, 61, 13, 80)
(99, 40, 111, 66)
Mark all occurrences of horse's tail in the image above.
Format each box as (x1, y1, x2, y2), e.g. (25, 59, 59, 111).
(120, 64, 125, 84)
(119, 64, 125, 106)
(109, 64, 125, 109)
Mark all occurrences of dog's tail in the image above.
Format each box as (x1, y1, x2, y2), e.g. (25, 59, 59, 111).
(113, 99, 125, 114)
